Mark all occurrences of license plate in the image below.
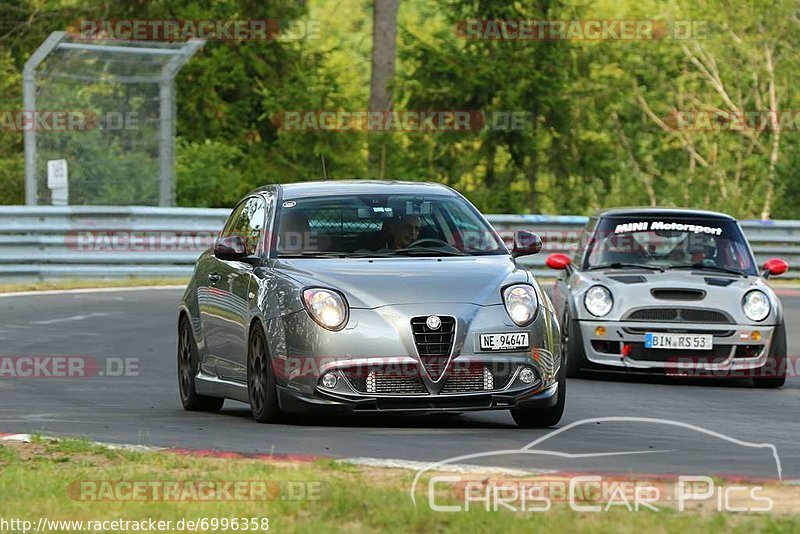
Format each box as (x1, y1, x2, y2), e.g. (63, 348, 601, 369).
(479, 332, 529, 351)
(644, 333, 713, 350)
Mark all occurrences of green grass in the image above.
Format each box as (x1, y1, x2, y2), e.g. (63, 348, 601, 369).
(0, 439, 797, 533)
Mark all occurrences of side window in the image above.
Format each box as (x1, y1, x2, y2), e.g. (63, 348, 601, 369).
(220, 196, 266, 255)
(220, 201, 247, 239)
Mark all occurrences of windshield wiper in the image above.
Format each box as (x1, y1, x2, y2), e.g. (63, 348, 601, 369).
(393, 247, 467, 257)
(669, 264, 746, 276)
(278, 251, 351, 258)
(279, 251, 399, 259)
(587, 262, 665, 272)
(279, 248, 467, 258)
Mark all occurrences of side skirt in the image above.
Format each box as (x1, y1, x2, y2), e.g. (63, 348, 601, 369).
(195, 372, 250, 404)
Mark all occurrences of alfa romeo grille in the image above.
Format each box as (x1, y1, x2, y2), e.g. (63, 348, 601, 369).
(346, 370, 427, 395)
(441, 366, 492, 393)
(411, 316, 456, 380)
(440, 365, 518, 393)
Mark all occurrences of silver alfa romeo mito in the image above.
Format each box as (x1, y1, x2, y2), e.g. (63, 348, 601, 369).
(177, 181, 564, 427)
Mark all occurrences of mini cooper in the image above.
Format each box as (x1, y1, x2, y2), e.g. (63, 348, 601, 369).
(177, 181, 564, 427)
(546, 208, 788, 387)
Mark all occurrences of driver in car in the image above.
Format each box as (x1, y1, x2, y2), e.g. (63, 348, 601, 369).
(380, 214, 423, 249)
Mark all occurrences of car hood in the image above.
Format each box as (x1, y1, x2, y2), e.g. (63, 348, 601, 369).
(273, 255, 528, 308)
(570, 268, 781, 324)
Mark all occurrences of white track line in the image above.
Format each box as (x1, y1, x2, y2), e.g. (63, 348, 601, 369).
(0, 434, 32, 442)
(0, 433, 165, 452)
(337, 456, 550, 476)
(0, 285, 185, 298)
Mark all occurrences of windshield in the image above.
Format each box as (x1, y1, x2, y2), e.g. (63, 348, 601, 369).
(583, 216, 757, 275)
(274, 194, 506, 257)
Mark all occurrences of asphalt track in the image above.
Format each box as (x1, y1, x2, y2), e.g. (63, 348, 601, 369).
(1, 286, 799, 480)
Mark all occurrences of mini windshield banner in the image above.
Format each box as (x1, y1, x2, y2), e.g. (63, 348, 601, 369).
(614, 221, 723, 236)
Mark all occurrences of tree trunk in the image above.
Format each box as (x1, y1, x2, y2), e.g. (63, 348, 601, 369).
(368, 0, 400, 178)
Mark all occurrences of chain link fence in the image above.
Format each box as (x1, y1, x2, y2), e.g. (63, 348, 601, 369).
(24, 32, 203, 206)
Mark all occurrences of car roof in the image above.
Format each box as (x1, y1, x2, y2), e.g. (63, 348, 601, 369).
(595, 207, 736, 221)
(248, 180, 455, 200)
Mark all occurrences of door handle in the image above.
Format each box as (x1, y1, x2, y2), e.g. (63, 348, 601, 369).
(208, 273, 221, 284)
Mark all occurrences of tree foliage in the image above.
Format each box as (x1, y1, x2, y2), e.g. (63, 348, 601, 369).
(0, 0, 798, 218)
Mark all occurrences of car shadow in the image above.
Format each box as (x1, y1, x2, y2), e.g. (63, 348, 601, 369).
(214, 404, 517, 429)
(579, 370, 758, 388)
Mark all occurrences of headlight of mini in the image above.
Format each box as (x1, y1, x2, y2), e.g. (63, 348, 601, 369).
(584, 285, 613, 317)
(302, 288, 349, 331)
(503, 284, 538, 326)
(742, 290, 770, 322)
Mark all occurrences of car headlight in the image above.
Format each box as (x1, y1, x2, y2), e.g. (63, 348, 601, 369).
(584, 285, 613, 317)
(503, 284, 538, 326)
(742, 290, 770, 322)
(302, 288, 349, 331)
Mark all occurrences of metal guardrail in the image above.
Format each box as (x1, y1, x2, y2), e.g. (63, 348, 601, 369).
(0, 206, 797, 280)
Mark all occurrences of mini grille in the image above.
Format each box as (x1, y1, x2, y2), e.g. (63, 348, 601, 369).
(626, 308, 732, 324)
(627, 343, 731, 364)
(623, 327, 735, 337)
(411, 316, 456, 379)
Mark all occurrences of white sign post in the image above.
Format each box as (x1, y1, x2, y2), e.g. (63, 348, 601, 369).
(47, 159, 68, 206)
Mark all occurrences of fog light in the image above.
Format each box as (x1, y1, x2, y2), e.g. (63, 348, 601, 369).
(595, 326, 607, 337)
(751, 331, 761, 341)
(519, 368, 536, 384)
(321, 372, 338, 389)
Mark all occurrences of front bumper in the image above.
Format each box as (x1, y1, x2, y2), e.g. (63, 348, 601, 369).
(277, 380, 559, 414)
(265, 302, 561, 412)
(578, 319, 775, 375)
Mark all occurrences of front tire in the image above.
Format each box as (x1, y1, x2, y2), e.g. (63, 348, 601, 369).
(247, 324, 282, 423)
(178, 316, 224, 412)
(753, 323, 787, 389)
(510, 366, 566, 428)
(562, 310, 586, 378)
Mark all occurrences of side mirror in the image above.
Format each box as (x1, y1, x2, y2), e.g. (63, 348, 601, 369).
(214, 235, 250, 261)
(511, 230, 542, 258)
(763, 258, 788, 278)
(546, 253, 572, 270)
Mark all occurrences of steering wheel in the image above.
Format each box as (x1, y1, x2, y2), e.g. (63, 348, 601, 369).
(407, 237, 450, 248)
